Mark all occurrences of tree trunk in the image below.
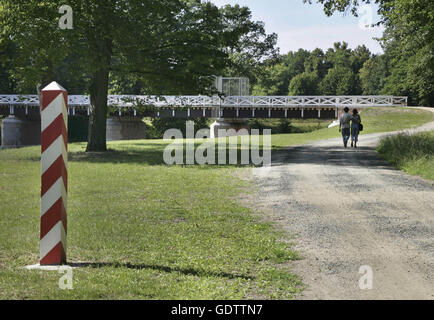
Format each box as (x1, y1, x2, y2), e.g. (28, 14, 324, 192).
(86, 67, 110, 151)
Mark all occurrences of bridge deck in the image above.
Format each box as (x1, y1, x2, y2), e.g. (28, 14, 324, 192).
(0, 95, 407, 119)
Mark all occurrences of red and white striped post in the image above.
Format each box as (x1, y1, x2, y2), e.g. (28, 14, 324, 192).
(40, 82, 68, 265)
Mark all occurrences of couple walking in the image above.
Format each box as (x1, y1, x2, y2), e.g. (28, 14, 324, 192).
(339, 107, 362, 148)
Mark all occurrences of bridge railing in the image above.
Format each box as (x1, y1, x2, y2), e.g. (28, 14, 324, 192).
(221, 96, 408, 107)
(0, 94, 408, 108)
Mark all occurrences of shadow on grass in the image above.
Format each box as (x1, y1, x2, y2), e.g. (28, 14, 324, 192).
(69, 261, 254, 280)
(69, 141, 270, 168)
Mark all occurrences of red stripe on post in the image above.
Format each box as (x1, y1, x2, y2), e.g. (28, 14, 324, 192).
(40, 242, 66, 265)
(41, 156, 68, 196)
(41, 91, 67, 111)
(41, 114, 68, 153)
(40, 198, 67, 239)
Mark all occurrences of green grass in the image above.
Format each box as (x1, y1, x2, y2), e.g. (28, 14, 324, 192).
(271, 107, 434, 148)
(250, 118, 331, 134)
(377, 131, 434, 180)
(0, 106, 431, 299)
(0, 140, 302, 300)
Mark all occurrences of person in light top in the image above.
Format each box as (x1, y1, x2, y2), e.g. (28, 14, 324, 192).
(339, 107, 352, 148)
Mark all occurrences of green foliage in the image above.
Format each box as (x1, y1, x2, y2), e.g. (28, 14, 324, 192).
(0, 0, 278, 151)
(319, 66, 358, 95)
(288, 72, 319, 95)
(307, 0, 434, 106)
(359, 55, 389, 95)
(304, 48, 330, 79)
(252, 49, 310, 95)
(253, 42, 368, 96)
(68, 116, 89, 142)
(149, 118, 210, 139)
(0, 39, 15, 93)
(377, 131, 434, 180)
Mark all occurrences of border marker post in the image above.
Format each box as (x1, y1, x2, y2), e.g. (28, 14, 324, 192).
(40, 82, 68, 265)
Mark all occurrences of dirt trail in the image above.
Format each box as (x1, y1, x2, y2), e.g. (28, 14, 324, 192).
(249, 107, 434, 299)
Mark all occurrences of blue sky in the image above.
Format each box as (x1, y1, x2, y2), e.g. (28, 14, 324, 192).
(210, 0, 384, 54)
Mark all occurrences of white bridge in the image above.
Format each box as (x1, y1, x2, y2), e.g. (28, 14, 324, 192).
(0, 94, 407, 108)
(0, 94, 408, 119)
(0, 94, 408, 146)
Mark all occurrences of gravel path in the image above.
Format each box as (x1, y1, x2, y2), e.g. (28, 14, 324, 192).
(249, 107, 434, 299)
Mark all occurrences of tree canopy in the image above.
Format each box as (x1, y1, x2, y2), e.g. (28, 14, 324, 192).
(305, 0, 433, 106)
(0, 0, 276, 150)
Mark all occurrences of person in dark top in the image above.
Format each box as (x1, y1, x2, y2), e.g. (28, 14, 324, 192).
(351, 109, 361, 148)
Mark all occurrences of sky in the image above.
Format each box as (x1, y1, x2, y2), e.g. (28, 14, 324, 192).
(210, 0, 385, 54)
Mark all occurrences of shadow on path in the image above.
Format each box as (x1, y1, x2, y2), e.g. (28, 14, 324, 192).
(271, 145, 395, 170)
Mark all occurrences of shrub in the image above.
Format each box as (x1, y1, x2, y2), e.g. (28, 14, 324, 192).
(377, 131, 434, 179)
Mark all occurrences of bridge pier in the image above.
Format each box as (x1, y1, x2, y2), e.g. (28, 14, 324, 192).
(106, 117, 146, 141)
(1, 115, 40, 147)
(210, 118, 250, 138)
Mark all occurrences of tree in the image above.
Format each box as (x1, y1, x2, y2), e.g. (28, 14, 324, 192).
(0, 38, 15, 93)
(319, 66, 358, 95)
(379, 0, 434, 106)
(288, 72, 319, 95)
(350, 45, 371, 73)
(252, 49, 310, 95)
(1, 0, 277, 151)
(326, 42, 353, 68)
(359, 55, 389, 95)
(304, 48, 330, 79)
(305, 0, 434, 106)
(220, 4, 278, 83)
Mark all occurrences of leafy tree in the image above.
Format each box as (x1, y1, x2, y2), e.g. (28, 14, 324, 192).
(0, 38, 15, 93)
(0, 0, 276, 151)
(288, 72, 319, 95)
(252, 62, 290, 95)
(319, 66, 358, 95)
(304, 48, 330, 79)
(350, 45, 371, 73)
(325, 42, 353, 68)
(359, 54, 389, 95)
(380, 0, 434, 106)
(305, 0, 434, 106)
(252, 49, 310, 95)
(220, 5, 278, 83)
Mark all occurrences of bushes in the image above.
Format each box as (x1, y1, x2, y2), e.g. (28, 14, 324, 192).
(249, 118, 329, 134)
(147, 117, 211, 139)
(68, 116, 89, 142)
(67, 117, 211, 141)
(377, 131, 434, 180)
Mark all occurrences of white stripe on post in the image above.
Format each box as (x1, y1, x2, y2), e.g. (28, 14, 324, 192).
(40, 82, 68, 265)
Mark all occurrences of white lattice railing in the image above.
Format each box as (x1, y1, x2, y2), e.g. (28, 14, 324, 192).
(0, 95, 407, 108)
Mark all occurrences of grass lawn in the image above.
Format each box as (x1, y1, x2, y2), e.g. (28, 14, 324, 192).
(271, 107, 434, 148)
(377, 131, 434, 180)
(0, 106, 431, 300)
(0, 141, 301, 300)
